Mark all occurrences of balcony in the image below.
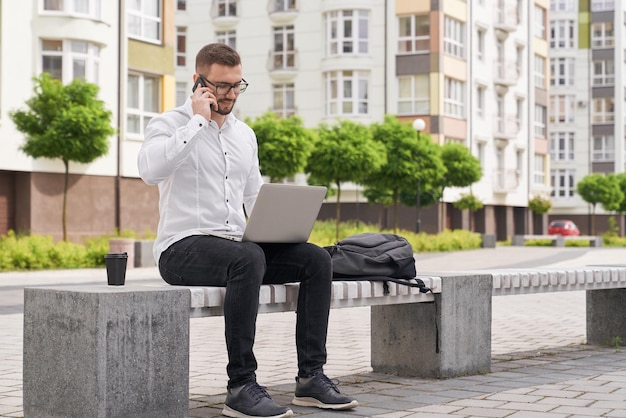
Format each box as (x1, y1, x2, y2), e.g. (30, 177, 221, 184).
(493, 169, 520, 193)
(494, 1, 519, 36)
(268, 1, 298, 25)
(267, 50, 298, 82)
(493, 60, 520, 91)
(493, 115, 520, 140)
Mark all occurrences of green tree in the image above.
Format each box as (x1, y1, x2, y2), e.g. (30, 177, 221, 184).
(366, 116, 425, 231)
(246, 112, 314, 182)
(615, 173, 626, 215)
(9, 73, 114, 241)
(528, 195, 552, 215)
(306, 120, 386, 240)
(425, 142, 481, 231)
(576, 173, 624, 234)
(453, 193, 483, 232)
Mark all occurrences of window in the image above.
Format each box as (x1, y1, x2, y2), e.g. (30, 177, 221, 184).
(127, 73, 160, 138)
(272, 83, 295, 118)
(177, 0, 186, 11)
(326, 70, 368, 116)
(327, 10, 368, 55)
(272, 26, 295, 70)
(128, 0, 161, 43)
(397, 75, 429, 115)
(476, 28, 485, 61)
(42, 0, 101, 18)
(534, 54, 546, 88)
(443, 16, 464, 58)
(217, 0, 237, 17)
(593, 135, 615, 161)
(176, 27, 186, 67)
(516, 97, 524, 127)
(550, 19, 575, 48)
(398, 14, 429, 54)
(516, 45, 524, 77)
(444, 77, 464, 118)
(550, 57, 574, 86)
(550, 169, 575, 198)
(591, 0, 615, 11)
(591, 22, 614, 48)
(271, 0, 296, 12)
(550, 95, 575, 123)
(216, 31, 236, 49)
(176, 82, 187, 107)
(550, 132, 575, 161)
(476, 85, 485, 118)
(534, 105, 546, 138)
(41, 39, 100, 83)
(534, 5, 546, 39)
(533, 154, 546, 185)
(593, 60, 615, 85)
(551, 0, 574, 11)
(592, 98, 614, 123)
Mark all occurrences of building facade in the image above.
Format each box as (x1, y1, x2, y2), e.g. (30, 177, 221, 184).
(0, 0, 174, 241)
(548, 0, 625, 235)
(175, 0, 551, 240)
(0, 0, 559, 242)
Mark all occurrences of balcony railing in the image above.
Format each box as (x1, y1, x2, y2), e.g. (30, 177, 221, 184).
(493, 169, 520, 193)
(493, 115, 520, 139)
(495, 1, 519, 32)
(494, 60, 520, 86)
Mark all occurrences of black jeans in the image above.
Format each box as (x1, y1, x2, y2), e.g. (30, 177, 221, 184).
(158, 235, 332, 388)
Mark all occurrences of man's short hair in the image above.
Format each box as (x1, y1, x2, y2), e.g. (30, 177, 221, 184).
(195, 43, 241, 72)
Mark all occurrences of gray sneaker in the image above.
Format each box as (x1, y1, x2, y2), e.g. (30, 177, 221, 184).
(222, 382, 293, 418)
(292, 372, 358, 410)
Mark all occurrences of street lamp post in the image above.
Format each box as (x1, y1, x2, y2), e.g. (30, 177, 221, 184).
(413, 118, 426, 233)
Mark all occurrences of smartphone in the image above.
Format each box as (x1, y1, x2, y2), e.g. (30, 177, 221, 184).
(192, 77, 207, 93)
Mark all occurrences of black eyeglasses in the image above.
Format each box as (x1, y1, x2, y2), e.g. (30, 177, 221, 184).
(199, 75, 248, 95)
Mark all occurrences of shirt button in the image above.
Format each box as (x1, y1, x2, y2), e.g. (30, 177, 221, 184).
(199, 123, 203, 127)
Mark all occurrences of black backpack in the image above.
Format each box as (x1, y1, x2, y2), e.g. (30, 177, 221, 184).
(324, 232, 431, 294)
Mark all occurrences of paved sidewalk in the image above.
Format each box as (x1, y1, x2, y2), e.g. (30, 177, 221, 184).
(1, 246, 626, 417)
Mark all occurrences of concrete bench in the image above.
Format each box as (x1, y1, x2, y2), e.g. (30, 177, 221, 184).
(512, 234, 603, 247)
(23, 276, 443, 418)
(24, 266, 626, 417)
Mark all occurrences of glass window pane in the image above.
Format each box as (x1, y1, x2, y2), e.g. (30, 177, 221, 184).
(73, 59, 86, 80)
(127, 115, 140, 134)
(43, 40, 63, 51)
(44, 0, 63, 10)
(127, 75, 139, 108)
(73, 0, 89, 13)
(144, 77, 159, 112)
(71, 41, 88, 53)
(144, 0, 159, 16)
(43, 56, 63, 79)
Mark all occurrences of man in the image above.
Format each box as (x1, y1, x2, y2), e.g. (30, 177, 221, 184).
(137, 43, 358, 418)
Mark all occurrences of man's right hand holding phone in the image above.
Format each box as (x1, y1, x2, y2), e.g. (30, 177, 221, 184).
(191, 76, 218, 121)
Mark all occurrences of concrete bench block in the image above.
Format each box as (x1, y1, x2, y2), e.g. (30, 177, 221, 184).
(587, 288, 626, 346)
(23, 286, 190, 418)
(371, 273, 492, 379)
(134, 240, 156, 267)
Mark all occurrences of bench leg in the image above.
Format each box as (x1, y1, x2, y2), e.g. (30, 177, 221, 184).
(24, 287, 190, 418)
(587, 288, 626, 345)
(371, 273, 492, 378)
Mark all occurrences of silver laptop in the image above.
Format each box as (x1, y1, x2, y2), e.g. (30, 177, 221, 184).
(208, 183, 327, 243)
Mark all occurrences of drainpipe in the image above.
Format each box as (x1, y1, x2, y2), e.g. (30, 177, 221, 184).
(115, 0, 124, 232)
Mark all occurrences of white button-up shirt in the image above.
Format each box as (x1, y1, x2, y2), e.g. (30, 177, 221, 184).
(138, 98, 263, 262)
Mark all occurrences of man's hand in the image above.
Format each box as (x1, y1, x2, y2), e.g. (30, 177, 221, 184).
(191, 86, 217, 121)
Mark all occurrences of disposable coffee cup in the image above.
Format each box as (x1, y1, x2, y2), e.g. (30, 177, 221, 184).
(105, 253, 128, 286)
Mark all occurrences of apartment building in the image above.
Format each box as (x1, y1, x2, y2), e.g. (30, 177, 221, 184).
(0, 1, 175, 241)
(175, 0, 550, 240)
(0, 0, 552, 241)
(548, 0, 625, 234)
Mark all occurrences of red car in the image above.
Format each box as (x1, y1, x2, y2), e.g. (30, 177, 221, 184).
(548, 220, 580, 236)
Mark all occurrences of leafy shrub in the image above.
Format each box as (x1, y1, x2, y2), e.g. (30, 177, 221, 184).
(0, 223, 483, 272)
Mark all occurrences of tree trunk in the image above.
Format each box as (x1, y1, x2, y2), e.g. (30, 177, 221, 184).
(63, 159, 69, 241)
(335, 181, 342, 242)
